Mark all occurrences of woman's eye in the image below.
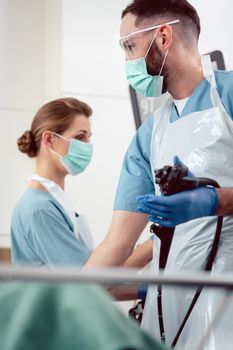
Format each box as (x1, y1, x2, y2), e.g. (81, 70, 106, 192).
(74, 133, 91, 142)
(76, 135, 89, 142)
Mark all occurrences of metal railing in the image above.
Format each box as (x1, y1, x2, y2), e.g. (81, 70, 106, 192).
(0, 264, 233, 288)
(0, 264, 233, 350)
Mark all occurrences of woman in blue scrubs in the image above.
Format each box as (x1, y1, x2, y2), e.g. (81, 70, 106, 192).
(11, 97, 153, 270)
(11, 98, 94, 267)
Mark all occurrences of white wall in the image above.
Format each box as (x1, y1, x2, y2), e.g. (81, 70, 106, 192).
(62, 0, 137, 245)
(191, 0, 233, 69)
(0, 0, 45, 110)
(1, 0, 233, 248)
(62, 0, 129, 98)
(0, 0, 62, 246)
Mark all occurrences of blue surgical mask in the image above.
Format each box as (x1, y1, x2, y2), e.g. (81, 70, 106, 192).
(125, 35, 168, 98)
(121, 20, 178, 97)
(126, 57, 166, 97)
(50, 133, 93, 176)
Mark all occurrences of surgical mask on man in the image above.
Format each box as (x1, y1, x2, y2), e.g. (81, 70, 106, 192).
(120, 20, 179, 97)
(125, 51, 168, 97)
(49, 132, 93, 176)
(125, 32, 168, 97)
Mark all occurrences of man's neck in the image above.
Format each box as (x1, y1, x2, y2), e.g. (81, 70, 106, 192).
(168, 55, 204, 100)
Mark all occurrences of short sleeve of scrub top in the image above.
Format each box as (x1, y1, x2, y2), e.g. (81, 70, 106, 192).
(11, 189, 91, 268)
(114, 116, 155, 212)
(114, 71, 233, 213)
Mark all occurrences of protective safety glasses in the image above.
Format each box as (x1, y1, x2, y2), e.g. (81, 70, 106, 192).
(119, 20, 179, 60)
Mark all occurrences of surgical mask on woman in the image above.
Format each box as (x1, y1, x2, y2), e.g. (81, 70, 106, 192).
(49, 132, 93, 176)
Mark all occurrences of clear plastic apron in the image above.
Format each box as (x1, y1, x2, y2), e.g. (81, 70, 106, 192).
(28, 174, 94, 252)
(141, 56, 233, 349)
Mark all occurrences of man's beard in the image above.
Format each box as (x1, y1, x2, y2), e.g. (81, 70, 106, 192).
(145, 42, 169, 94)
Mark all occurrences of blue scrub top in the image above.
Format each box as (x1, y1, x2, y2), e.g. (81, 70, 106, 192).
(114, 71, 233, 213)
(11, 188, 92, 268)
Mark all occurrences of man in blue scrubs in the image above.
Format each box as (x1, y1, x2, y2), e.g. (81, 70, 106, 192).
(86, 1, 233, 348)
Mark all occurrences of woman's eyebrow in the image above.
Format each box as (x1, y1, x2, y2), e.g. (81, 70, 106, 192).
(75, 130, 87, 134)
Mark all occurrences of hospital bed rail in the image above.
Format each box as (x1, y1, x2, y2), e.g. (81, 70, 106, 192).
(0, 264, 233, 288)
(0, 264, 232, 350)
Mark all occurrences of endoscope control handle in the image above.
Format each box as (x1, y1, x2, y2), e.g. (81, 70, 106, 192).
(150, 224, 175, 269)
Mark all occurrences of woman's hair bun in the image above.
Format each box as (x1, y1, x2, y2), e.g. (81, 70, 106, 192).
(17, 130, 37, 158)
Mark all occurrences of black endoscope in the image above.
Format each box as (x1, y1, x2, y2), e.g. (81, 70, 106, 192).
(150, 163, 223, 347)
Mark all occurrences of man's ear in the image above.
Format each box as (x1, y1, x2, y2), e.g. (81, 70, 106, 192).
(41, 131, 54, 148)
(157, 25, 173, 52)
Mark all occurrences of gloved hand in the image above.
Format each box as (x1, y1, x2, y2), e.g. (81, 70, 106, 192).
(173, 155, 194, 177)
(137, 187, 218, 227)
(136, 156, 218, 227)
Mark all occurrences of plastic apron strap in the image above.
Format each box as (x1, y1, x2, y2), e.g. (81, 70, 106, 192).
(201, 55, 217, 89)
(76, 215, 94, 251)
(29, 174, 94, 252)
(28, 174, 78, 236)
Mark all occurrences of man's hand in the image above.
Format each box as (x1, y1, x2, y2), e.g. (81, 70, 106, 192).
(136, 187, 218, 227)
